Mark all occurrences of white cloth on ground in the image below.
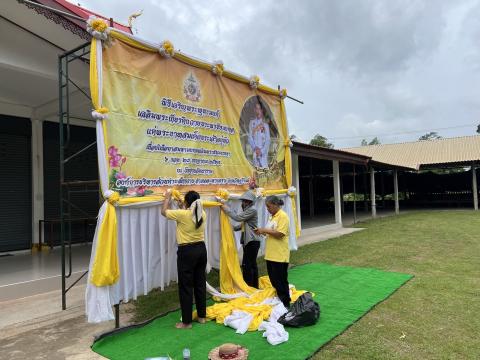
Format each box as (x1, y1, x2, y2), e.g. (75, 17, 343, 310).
(256, 302, 289, 345)
(258, 320, 289, 345)
(261, 296, 282, 306)
(268, 302, 289, 323)
(224, 310, 253, 334)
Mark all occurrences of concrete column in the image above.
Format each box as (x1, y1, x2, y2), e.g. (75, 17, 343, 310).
(472, 165, 478, 210)
(363, 171, 368, 211)
(380, 171, 385, 208)
(353, 164, 357, 224)
(309, 158, 314, 218)
(370, 167, 376, 218)
(340, 173, 345, 214)
(393, 169, 399, 215)
(31, 118, 44, 247)
(333, 160, 342, 224)
(292, 153, 302, 229)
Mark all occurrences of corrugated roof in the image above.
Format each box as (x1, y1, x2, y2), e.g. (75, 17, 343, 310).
(342, 135, 480, 170)
(292, 141, 370, 165)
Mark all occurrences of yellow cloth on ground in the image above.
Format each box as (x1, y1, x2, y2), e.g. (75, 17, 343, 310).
(165, 209, 206, 245)
(264, 209, 290, 263)
(204, 276, 307, 331)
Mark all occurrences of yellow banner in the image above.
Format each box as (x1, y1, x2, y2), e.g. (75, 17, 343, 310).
(101, 40, 288, 196)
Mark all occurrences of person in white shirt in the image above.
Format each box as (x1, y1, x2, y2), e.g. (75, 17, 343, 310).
(248, 100, 271, 168)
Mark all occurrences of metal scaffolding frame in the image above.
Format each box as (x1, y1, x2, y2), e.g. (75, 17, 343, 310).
(58, 41, 92, 311)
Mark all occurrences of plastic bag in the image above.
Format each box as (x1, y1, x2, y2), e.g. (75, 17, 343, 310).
(277, 292, 320, 327)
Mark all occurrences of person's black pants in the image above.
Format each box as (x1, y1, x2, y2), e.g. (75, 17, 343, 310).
(242, 241, 260, 288)
(177, 242, 207, 324)
(266, 260, 291, 308)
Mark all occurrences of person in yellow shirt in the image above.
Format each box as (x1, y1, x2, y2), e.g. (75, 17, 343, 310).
(254, 195, 291, 308)
(161, 190, 207, 329)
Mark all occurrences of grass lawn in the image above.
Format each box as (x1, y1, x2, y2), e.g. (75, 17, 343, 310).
(131, 210, 480, 359)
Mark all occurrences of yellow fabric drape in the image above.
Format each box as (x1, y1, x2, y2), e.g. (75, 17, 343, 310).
(280, 100, 301, 237)
(219, 210, 257, 294)
(109, 30, 157, 52)
(89, 37, 99, 110)
(91, 200, 119, 286)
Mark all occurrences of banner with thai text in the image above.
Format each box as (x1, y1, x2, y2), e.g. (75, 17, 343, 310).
(102, 40, 288, 196)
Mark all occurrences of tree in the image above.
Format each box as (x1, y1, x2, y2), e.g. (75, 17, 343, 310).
(419, 131, 442, 141)
(476, 124, 480, 134)
(360, 137, 381, 146)
(309, 134, 334, 148)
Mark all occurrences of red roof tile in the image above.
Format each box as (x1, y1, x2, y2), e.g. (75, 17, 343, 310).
(37, 0, 132, 33)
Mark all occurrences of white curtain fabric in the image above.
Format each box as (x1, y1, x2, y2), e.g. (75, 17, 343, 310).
(85, 195, 297, 323)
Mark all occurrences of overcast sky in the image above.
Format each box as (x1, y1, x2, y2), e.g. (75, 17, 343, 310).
(78, 0, 480, 148)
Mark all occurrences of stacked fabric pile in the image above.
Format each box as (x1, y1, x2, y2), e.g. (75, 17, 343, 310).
(202, 276, 307, 345)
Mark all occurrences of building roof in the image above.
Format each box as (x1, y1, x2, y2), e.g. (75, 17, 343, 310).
(50, 0, 132, 32)
(292, 141, 413, 170)
(23, 0, 132, 40)
(342, 135, 480, 170)
(292, 141, 370, 166)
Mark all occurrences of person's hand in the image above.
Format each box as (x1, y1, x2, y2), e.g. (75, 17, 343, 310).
(254, 228, 264, 235)
(164, 189, 172, 199)
(220, 204, 229, 211)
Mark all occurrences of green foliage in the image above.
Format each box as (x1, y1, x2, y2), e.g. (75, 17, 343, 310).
(310, 134, 334, 148)
(361, 137, 381, 146)
(418, 131, 442, 141)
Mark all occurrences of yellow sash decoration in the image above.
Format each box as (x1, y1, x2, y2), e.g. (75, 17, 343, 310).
(219, 211, 257, 295)
(109, 30, 157, 53)
(91, 194, 166, 286)
(201, 201, 256, 295)
(89, 38, 99, 109)
(91, 193, 120, 286)
(280, 99, 301, 238)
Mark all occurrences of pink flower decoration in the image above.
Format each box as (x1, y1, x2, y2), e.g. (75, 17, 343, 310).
(136, 186, 146, 196)
(108, 146, 118, 157)
(110, 158, 119, 168)
(110, 154, 122, 168)
(127, 187, 137, 196)
(115, 171, 126, 180)
(121, 157, 127, 165)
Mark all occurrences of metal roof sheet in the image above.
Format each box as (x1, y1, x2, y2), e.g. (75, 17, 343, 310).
(342, 135, 480, 170)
